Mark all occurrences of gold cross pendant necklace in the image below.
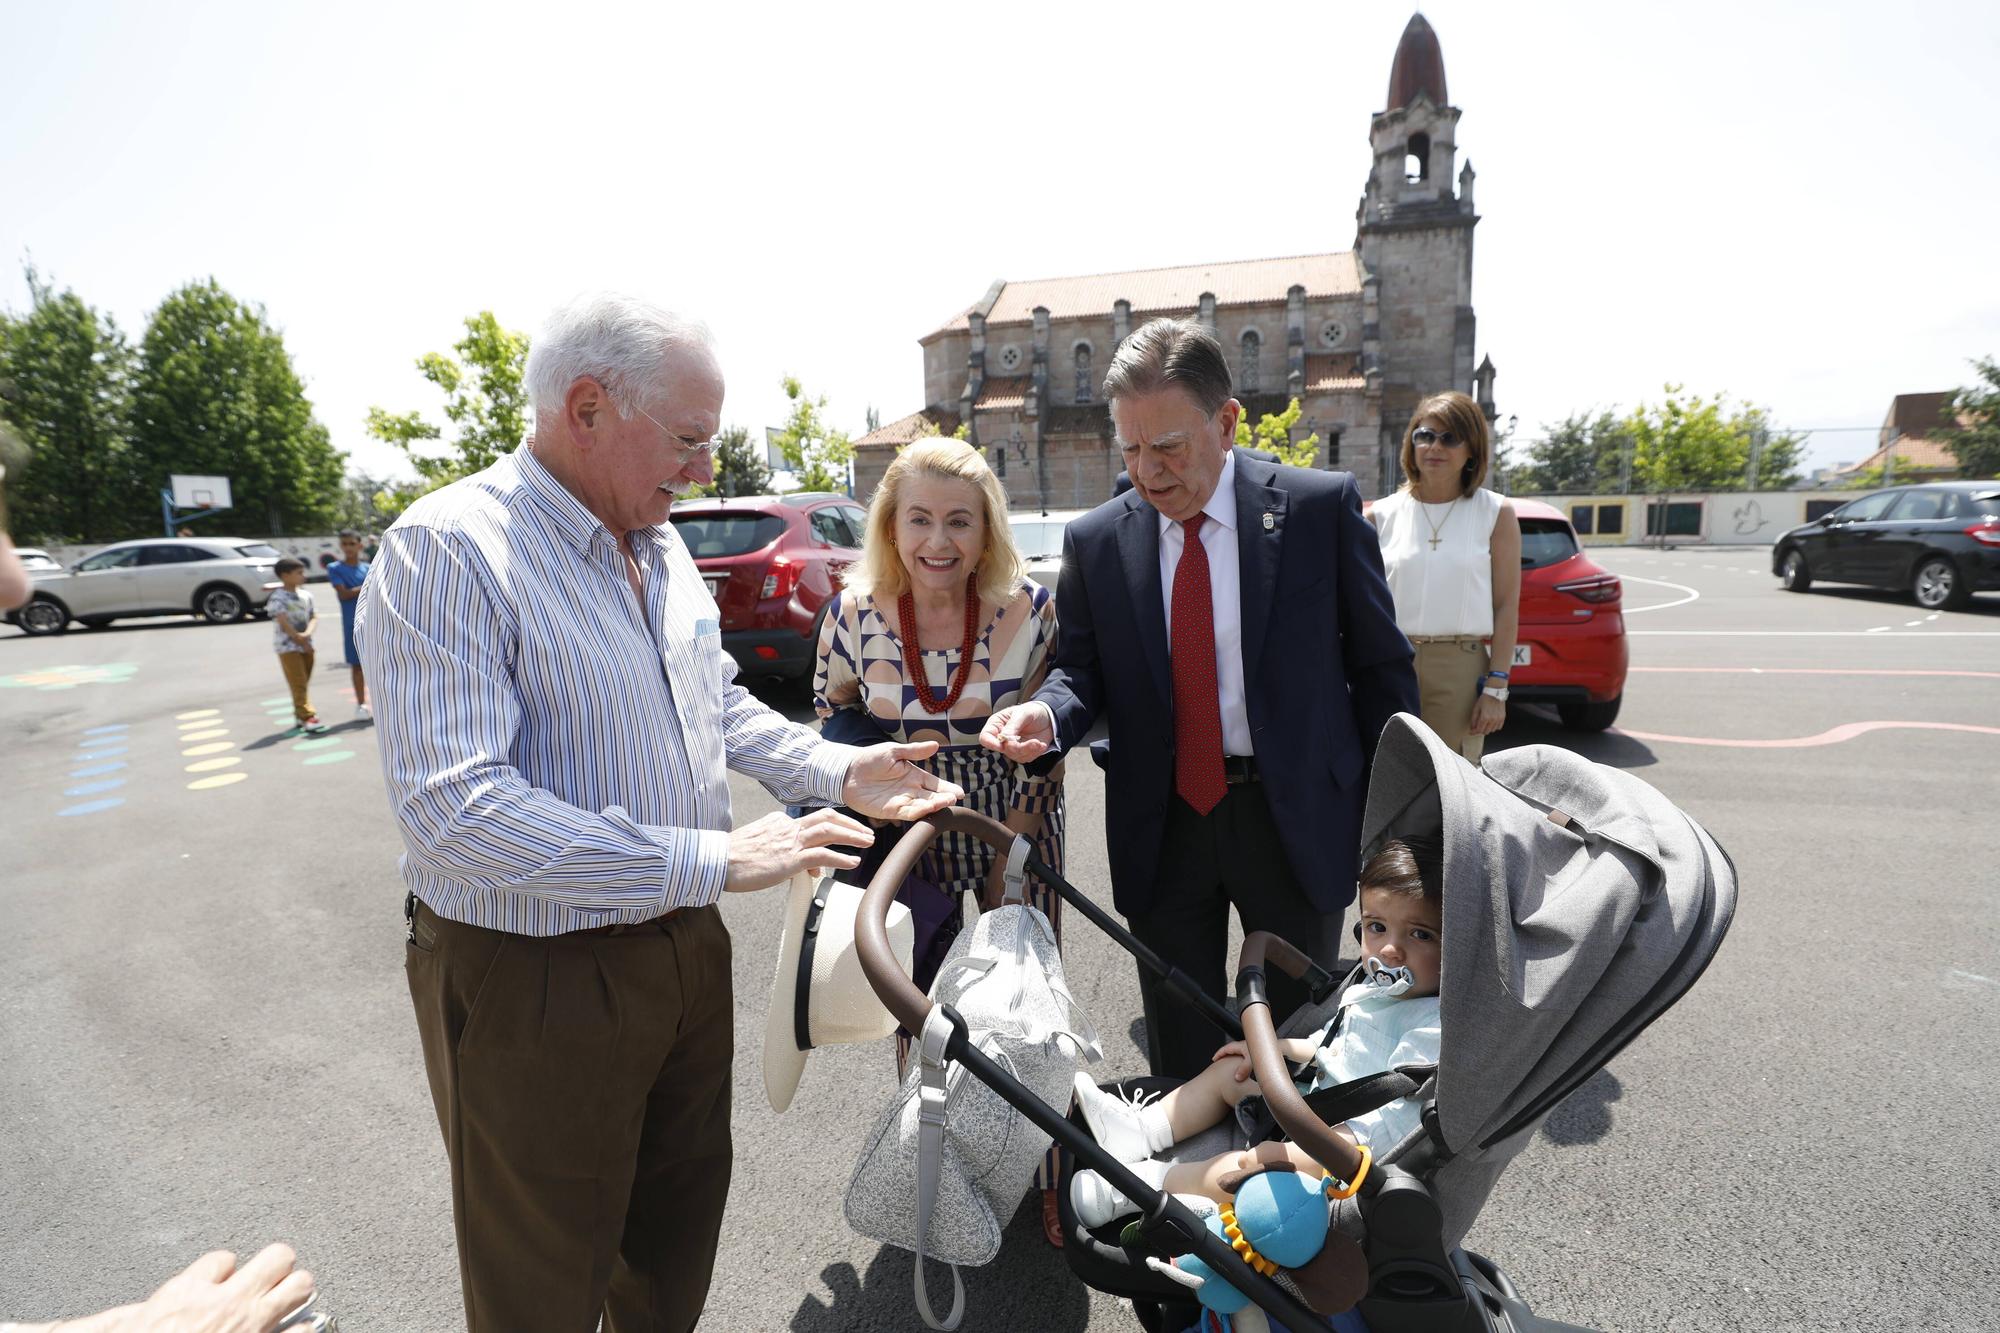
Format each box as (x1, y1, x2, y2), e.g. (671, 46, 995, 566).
(1420, 495, 1459, 550)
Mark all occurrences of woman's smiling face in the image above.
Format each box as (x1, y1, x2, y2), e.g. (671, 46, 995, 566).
(894, 474, 986, 597)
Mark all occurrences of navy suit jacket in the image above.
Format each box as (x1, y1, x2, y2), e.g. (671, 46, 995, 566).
(1034, 455, 1418, 918)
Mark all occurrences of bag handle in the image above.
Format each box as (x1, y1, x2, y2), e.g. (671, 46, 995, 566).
(913, 1007, 966, 1331)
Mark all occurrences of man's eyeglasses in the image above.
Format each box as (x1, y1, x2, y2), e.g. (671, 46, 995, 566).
(1411, 426, 1465, 448)
(633, 403, 717, 462)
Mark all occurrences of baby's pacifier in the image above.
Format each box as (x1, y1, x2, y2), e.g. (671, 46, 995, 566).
(1358, 956, 1415, 995)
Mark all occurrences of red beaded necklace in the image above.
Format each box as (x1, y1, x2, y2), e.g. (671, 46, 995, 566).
(897, 575, 981, 714)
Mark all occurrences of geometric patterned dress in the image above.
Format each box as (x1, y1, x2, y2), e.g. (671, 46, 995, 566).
(813, 578, 1069, 1189)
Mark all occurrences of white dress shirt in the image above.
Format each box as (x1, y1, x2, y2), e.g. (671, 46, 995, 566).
(1157, 450, 1254, 756)
(358, 448, 855, 936)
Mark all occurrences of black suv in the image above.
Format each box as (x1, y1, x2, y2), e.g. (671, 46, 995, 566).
(1773, 481, 2000, 610)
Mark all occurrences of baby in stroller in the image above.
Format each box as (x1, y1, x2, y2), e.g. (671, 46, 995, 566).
(1069, 837, 1443, 1226)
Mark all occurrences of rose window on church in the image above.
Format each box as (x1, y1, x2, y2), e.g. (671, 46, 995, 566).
(1319, 319, 1346, 349)
(998, 344, 1024, 372)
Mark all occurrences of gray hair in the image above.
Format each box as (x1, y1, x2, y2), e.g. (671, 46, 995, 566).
(525, 292, 716, 421)
(1101, 318, 1233, 416)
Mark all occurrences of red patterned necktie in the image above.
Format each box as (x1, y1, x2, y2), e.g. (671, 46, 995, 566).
(1171, 514, 1227, 815)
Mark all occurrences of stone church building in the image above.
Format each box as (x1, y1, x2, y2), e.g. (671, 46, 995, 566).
(853, 13, 1498, 508)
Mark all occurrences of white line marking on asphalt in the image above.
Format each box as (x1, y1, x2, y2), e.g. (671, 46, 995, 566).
(1867, 626, 1891, 633)
(1947, 969, 1997, 988)
(1904, 620, 1924, 627)
(1619, 574, 1702, 614)
(1927, 613, 1941, 621)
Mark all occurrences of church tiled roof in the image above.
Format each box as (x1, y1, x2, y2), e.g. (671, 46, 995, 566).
(1837, 433, 1963, 477)
(852, 407, 962, 451)
(930, 252, 1362, 334)
(974, 377, 1030, 410)
(1306, 353, 1364, 392)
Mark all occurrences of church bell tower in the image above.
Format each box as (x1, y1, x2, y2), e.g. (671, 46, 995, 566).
(1357, 14, 1488, 491)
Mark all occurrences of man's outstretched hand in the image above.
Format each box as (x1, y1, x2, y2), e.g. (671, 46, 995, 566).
(842, 741, 963, 822)
(978, 703, 1055, 762)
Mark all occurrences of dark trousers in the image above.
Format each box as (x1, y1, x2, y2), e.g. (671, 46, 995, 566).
(1127, 783, 1344, 1080)
(405, 900, 734, 1333)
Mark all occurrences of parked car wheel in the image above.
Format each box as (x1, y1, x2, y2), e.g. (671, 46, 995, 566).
(1779, 549, 1813, 593)
(196, 584, 249, 624)
(1557, 693, 1622, 732)
(1911, 556, 1969, 611)
(18, 596, 70, 635)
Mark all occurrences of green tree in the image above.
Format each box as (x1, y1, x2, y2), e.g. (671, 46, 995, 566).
(1234, 397, 1320, 468)
(710, 424, 772, 497)
(1944, 356, 2000, 479)
(128, 279, 341, 535)
(366, 311, 530, 501)
(1623, 386, 1803, 493)
(1512, 411, 1630, 494)
(0, 267, 136, 541)
(330, 469, 393, 533)
(772, 376, 853, 492)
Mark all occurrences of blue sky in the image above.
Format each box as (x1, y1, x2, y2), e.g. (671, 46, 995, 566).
(4, 0, 1996, 482)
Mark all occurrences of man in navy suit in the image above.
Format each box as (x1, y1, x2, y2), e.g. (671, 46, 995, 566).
(982, 319, 1418, 1078)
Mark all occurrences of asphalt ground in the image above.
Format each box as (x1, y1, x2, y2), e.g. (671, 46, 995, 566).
(2, 550, 1996, 1331)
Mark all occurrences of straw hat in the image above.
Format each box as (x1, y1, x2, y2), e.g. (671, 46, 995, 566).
(763, 869, 913, 1113)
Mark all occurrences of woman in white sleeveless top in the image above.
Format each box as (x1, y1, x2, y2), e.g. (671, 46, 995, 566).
(1367, 391, 1521, 761)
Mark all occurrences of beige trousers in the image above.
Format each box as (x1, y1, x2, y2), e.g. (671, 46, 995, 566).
(1412, 637, 1490, 762)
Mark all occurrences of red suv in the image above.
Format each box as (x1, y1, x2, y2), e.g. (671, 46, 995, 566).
(1508, 499, 1628, 731)
(669, 492, 868, 680)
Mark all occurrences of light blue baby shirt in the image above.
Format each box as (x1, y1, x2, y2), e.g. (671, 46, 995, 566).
(1298, 969, 1443, 1154)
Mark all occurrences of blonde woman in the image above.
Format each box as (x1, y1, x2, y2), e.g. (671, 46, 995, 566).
(811, 438, 1070, 1245)
(1367, 391, 1522, 761)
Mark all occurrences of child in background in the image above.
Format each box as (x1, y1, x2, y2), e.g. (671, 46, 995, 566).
(267, 558, 329, 736)
(326, 530, 371, 719)
(1069, 836, 1444, 1224)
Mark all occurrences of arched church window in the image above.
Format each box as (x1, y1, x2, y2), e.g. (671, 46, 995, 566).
(1074, 344, 1092, 403)
(1405, 132, 1431, 183)
(1239, 330, 1262, 393)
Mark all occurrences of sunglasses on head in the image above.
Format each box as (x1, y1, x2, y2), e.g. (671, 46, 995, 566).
(1411, 427, 1464, 448)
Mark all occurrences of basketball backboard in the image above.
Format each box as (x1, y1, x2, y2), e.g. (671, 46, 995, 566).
(169, 474, 232, 510)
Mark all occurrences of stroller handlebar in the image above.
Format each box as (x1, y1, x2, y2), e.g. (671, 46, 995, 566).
(1237, 932, 1369, 1188)
(854, 809, 1018, 1032)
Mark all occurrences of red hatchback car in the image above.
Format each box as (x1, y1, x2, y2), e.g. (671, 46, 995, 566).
(668, 492, 868, 681)
(1506, 498, 1629, 731)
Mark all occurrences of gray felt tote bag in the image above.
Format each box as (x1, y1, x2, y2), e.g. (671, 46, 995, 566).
(843, 887, 1101, 1331)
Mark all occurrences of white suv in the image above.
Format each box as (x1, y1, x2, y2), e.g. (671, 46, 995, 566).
(10, 537, 283, 635)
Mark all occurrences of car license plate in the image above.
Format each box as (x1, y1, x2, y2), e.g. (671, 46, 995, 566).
(1511, 645, 1532, 666)
(703, 576, 724, 599)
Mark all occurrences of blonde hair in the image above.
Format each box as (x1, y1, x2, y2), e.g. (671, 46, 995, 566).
(1398, 391, 1491, 497)
(845, 440, 1025, 607)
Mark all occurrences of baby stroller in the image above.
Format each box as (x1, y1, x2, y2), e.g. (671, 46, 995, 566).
(855, 712, 1736, 1331)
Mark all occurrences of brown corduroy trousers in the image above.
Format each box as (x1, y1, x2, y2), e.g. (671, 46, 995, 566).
(405, 899, 734, 1333)
(1413, 636, 1491, 762)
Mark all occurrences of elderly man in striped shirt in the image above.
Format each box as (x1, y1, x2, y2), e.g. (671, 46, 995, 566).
(358, 293, 961, 1333)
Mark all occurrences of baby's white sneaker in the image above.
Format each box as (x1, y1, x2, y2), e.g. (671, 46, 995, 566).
(1073, 1074, 1175, 1163)
(1069, 1158, 1173, 1228)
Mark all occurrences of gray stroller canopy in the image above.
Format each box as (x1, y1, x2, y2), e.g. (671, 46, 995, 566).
(1356, 713, 1736, 1242)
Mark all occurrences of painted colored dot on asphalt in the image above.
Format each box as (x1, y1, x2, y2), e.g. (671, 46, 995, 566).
(303, 750, 357, 766)
(293, 737, 342, 751)
(69, 761, 128, 778)
(175, 709, 221, 720)
(37, 683, 77, 691)
(181, 742, 234, 757)
(64, 779, 127, 797)
(177, 719, 222, 732)
(259, 696, 292, 707)
(82, 724, 130, 735)
(76, 747, 130, 760)
(187, 773, 250, 791)
(179, 728, 230, 742)
(185, 757, 243, 773)
(58, 798, 126, 816)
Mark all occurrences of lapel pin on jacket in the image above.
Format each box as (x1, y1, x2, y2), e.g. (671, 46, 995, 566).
(764, 868, 914, 1113)
(1262, 511, 1276, 531)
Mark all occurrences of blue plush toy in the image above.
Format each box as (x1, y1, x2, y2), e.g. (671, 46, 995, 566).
(1172, 1168, 1334, 1333)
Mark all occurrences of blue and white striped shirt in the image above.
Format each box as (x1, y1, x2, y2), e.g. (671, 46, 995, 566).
(357, 448, 855, 935)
